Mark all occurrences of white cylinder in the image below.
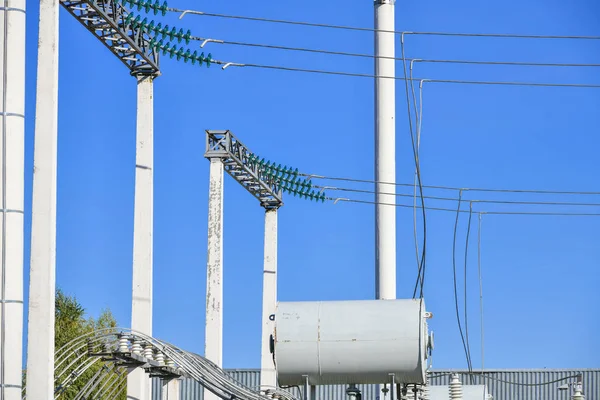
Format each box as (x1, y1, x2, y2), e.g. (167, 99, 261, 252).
(374, 0, 396, 301)
(274, 299, 429, 385)
(449, 375, 463, 400)
(0, 0, 26, 397)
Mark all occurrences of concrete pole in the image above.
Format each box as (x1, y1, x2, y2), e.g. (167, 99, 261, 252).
(204, 158, 224, 400)
(25, 0, 58, 399)
(260, 208, 278, 390)
(374, 0, 396, 300)
(127, 74, 154, 400)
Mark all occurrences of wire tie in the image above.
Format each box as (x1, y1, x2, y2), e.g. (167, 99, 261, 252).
(221, 62, 244, 70)
(0, 112, 25, 118)
(0, 208, 24, 214)
(178, 9, 203, 20)
(0, 7, 26, 14)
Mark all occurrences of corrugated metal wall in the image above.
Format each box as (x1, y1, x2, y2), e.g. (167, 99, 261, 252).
(151, 369, 599, 400)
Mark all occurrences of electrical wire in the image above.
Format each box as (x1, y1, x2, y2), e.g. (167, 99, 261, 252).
(217, 60, 600, 88)
(478, 213, 485, 373)
(464, 203, 474, 383)
(307, 174, 600, 196)
(331, 197, 600, 216)
(467, 373, 582, 386)
(452, 191, 472, 373)
(192, 35, 600, 69)
(173, 7, 600, 40)
(315, 185, 600, 208)
(399, 29, 428, 299)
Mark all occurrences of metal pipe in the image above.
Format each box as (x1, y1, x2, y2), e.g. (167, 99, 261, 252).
(260, 208, 278, 389)
(128, 73, 155, 400)
(374, 0, 396, 300)
(205, 157, 224, 400)
(25, 0, 58, 398)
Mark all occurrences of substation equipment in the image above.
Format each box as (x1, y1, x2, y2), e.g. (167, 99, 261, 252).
(271, 299, 434, 400)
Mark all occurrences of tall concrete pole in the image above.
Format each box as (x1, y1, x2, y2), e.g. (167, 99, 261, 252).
(260, 207, 278, 390)
(374, 0, 396, 301)
(0, 0, 26, 398)
(25, 0, 58, 399)
(127, 74, 154, 400)
(204, 157, 224, 400)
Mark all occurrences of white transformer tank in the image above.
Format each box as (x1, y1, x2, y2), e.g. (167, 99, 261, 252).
(274, 299, 432, 386)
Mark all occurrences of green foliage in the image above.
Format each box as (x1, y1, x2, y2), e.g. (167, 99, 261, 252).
(247, 153, 327, 202)
(24, 290, 126, 400)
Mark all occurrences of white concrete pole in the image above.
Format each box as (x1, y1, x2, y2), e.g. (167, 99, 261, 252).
(25, 0, 58, 398)
(204, 157, 224, 400)
(260, 208, 278, 390)
(374, 0, 396, 301)
(127, 74, 154, 400)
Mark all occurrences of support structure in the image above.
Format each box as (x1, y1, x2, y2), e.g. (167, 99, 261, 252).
(260, 207, 278, 390)
(128, 74, 155, 400)
(203, 130, 284, 396)
(25, 0, 58, 399)
(374, 0, 397, 301)
(204, 158, 225, 400)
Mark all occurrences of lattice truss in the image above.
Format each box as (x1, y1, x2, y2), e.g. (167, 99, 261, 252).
(61, 0, 160, 74)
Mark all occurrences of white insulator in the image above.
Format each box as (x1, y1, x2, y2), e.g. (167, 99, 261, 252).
(131, 339, 143, 355)
(155, 351, 165, 365)
(165, 358, 175, 368)
(420, 384, 429, 400)
(449, 374, 463, 400)
(118, 336, 130, 353)
(143, 344, 154, 360)
(572, 385, 585, 400)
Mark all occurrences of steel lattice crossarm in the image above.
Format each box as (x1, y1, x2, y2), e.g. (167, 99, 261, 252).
(205, 130, 284, 209)
(61, 0, 161, 75)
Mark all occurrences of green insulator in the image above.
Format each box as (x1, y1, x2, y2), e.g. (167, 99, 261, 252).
(148, 38, 157, 49)
(144, 0, 151, 12)
(184, 30, 191, 45)
(260, 158, 266, 166)
(136, 0, 143, 11)
(141, 17, 148, 30)
(147, 20, 155, 33)
(183, 49, 192, 63)
(124, 13, 134, 26)
(176, 28, 185, 43)
(133, 15, 142, 27)
(160, 1, 168, 16)
(206, 53, 212, 67)
(176, 47, 185, 61)
(168, 45, 176, 58)
(161, 24, 169, 39)
(307, 180, 312, 190)
(293, 168, 299, 177)
(169, 27, 177, 41)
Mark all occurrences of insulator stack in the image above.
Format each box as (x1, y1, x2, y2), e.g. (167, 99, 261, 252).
(420, 384, 429, 400)
(131, 339, 143, 355)
(165, 357, 175, 367)
(124, 13, 192, 44)
(155, 350, 165, 365)
(143, 343, 154, 360)
(116, 0, 169, 16)
(449, 374, 463, 400)
(247, 153, 327, 202)
(118, 335, 130, 353)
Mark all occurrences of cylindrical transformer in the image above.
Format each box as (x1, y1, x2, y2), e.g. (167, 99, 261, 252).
(274, 299, 430, 386)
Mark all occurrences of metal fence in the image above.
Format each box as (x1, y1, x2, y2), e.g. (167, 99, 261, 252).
(151, 369, 599, 400)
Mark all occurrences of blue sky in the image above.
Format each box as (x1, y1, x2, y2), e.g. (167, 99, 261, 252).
(23, 0, 600, 370)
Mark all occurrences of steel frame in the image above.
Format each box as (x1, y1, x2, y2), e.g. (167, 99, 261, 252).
(60, 0, 160, 75)
(205, 130, 283, 209)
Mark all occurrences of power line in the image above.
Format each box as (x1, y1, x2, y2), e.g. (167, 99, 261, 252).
(464, 202, 474, 383)
(452, 191, 472, 374)
(216, 60, 600, 88)
(316, 185, 600, 208)
(308, 174, 600, 196)
(331, 197, 600, 216)
(477, 213, 485, 373)
(194, 35, 600, 69)
(173, 7, 600, 40)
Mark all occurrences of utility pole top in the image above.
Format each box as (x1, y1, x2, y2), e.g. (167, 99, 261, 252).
(205, 130, 284, 210)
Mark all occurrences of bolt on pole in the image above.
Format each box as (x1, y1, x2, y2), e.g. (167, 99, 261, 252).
(128, 73, 155, 400)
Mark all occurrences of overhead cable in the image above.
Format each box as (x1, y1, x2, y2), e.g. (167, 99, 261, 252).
(173, 7, 600, 40)
(216, 60, 600, 88)
(308, 174, 600, 196)
(316, 185, 600, 207)
(332, 197, 600, 217)
(464, 202, 474, 382)
(452, 191, 473, 374)
(192, 35, 600, 69)
(477, 213, 485, 373)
